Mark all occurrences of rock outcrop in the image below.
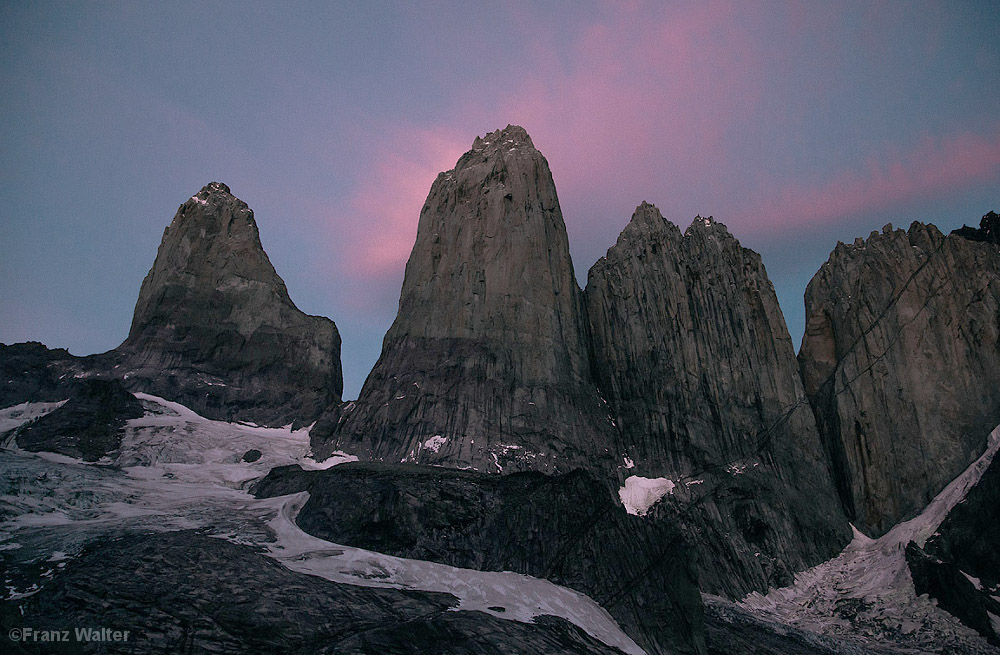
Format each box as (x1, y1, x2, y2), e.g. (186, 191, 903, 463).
(904, 439, 1000, 647)
(799, 222, 1000, 535)
(254, 462, 706, 655)
(0, 342, 108, 408)
(312, 126, 615, 472)
(11, 379, 143, 461)
(585, 204, 850, 596)
(117, 182, 342, 427)
(952, 210, 1000, 245)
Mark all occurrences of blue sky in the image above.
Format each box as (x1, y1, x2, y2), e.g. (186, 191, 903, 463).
(2, 1, 998, 399)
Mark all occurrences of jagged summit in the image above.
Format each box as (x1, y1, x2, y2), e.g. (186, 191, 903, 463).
(952, 210, 999, 245)
(470, 124, 535, 151)
(622, 201, 677, 234)
(586, 203, 850, 595)
(117, 182, 342, 426)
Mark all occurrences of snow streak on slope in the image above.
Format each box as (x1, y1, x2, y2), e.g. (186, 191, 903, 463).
(0, 395, 643, 655)
(741, 425, 1000, 653)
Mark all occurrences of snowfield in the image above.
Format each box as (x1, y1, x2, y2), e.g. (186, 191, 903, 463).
(0, 395, 644, 655)
(741, 424, 1000, 653)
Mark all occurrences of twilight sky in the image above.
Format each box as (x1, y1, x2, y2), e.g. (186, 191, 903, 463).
(2, 1, 998, 399)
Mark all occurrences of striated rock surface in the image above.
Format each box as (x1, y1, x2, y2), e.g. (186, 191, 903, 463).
(585, 204, 849, 596)
(254, 462, 706, 655)
(312, 126, 615, 472)
(117, 182, 342, 427)
(799, 222, 1000, 535)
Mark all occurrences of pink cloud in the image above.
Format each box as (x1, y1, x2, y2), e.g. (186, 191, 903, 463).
(330, 126, 469, 282)
(477, 1, 767, 246)
(743, 126, 1000, 233)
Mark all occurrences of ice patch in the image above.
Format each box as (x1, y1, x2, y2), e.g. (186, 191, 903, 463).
(960, 571, 983, 591)
(264, 492, 645, 655)
(619, 476, 674, 516)
(623, 456, 635, 469)
(299, 452, 358, 471)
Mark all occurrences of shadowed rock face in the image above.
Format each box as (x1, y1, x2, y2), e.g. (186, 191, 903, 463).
(4, 531, 632, 655)
(312, 126, 616, 473)
(117, 182, 342, 427)
(0, 342, 108, 408)
(12, 379, 143, 461)
(254, 463, 707, 655)
(585, 203, 849, 597)
(799, 222, 1000, 536)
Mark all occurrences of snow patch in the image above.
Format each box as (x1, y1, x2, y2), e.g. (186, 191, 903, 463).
(623, 456, 635, 469)
(423, 435, 447, 453)
(960, 571, 983, 591)
(299, 452, 358, 471)
(0, 400, 68, 434)
(619, 476, 674, 516)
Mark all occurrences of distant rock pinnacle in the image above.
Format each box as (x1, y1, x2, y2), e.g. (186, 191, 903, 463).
(117, 182, 342, 426)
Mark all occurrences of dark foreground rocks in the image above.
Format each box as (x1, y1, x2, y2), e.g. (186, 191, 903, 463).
(254, 462, 706, 655)
(904, 451, 1000, 647)
(2, 530, 632, 655)
(11, 379, 143, 461)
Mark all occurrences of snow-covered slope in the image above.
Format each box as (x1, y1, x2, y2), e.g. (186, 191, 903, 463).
(740, 424, 1000, 653)
(0, 395, 643, 655)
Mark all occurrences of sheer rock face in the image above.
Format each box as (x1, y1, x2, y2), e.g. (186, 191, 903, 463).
(313, 126, 616, 473)
(585, 204, 849, 596)
(117, 182, 342, 426)
(799, 222, 1000, 536)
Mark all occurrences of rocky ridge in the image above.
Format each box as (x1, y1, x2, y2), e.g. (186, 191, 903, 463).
(9, 379, 143, 461)
(254, 462, 706, 655)
(799, 221, 1000, 535)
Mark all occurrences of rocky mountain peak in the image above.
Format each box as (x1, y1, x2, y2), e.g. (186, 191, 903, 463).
(470, 124, 535, 152)
(586, 205, 849, 595)
(312, 127, 616, 473)
(117, 183, 342, 426)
